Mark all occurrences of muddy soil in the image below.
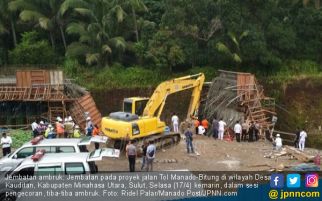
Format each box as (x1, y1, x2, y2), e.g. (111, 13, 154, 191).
(96, 135, 322, 172)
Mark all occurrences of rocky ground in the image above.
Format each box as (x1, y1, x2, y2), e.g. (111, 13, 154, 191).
(96, 135, 322, 172)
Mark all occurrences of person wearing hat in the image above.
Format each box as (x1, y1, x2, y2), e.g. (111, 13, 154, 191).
(64, 117, 74, 138)
(1, 132, 12, 156)
(47, 125, 56, 139)
(73, 125, 81, 138)
(44, 124, 51, 138)
(274, 134, 283, 151)
(56, 117, 65, 138)
(85, 117, 93, 136)
(37, 120, 46, 135)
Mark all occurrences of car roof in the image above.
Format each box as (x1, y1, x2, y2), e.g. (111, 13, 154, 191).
(19, 153, 89, 167)
(22, 138, 81, 147)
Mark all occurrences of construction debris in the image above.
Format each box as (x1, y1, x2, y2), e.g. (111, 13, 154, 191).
(284, 145, 315, 162)
(0, 70, 101, 130)
(204, 70, 276, 131)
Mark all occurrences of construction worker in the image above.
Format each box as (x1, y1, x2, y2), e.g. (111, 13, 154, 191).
(141, 141, 148, 171)
(1, 132, 12, 156)
(248, 122, 257, 142)
(241, 121, 249, 141)
(31, 120, 39, 138)
(146, 140, 156, 171)
(126, 140, 137, 172)
(299, 129, 307, 151)
(56, 117, 64, 138)
(44, 124, 51, 138)
(47, 125, 56, 139)
(73, 125, 81, 138)
(64, 117, 74, 138)
(212, 118, 219, 139)
(92, 124, 100, 150)
(37, 121, 46, 135)
(86, 117, 93, 136)
(194, 119, 200, 135)
(171, 113, 179, 133)
(274, 134, 283, 151)
(201, 118, 209, 135)
(218, 118, 226, 140)
(198, 124, 205, 135)
(185, 126, 194, 154)
(294, 127, 300, 148)
(234, 121, 242, 142)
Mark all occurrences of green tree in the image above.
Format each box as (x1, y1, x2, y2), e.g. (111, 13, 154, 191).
(216, 31, 249, 68)
(127, 0, 148, 42)
(9, 31, 56, 64)
(65, 0, 127, 66)
(147, 30, 185, 72)
(9, 0, 75, 50)
(0, 0, 17, 47)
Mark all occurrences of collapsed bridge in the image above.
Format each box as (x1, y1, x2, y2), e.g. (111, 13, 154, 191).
(0, 70, 101, 130)
(203, 70, 276, 133)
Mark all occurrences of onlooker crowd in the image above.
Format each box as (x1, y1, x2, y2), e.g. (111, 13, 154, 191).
(30, 115, 96, 139)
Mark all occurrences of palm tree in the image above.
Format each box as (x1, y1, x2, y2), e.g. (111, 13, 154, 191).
(65, 0, 127, 66)
(127, 0, 148, 42)
(9, 0, 73, 50)
(0, 0, 17, 47)
(216, 31, 249, 67)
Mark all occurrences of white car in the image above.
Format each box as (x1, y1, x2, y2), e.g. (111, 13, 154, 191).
(0, 136, 108, 171)
(8, 148, 120, 175)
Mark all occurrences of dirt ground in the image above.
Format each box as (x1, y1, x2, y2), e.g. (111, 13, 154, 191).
(96, 135, 322, 172)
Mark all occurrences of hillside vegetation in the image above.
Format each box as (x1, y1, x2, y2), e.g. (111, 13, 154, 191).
(0, 0, 321, 86)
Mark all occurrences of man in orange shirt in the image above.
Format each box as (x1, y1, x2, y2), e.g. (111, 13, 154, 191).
(201, 118, 209, 135)
(56, 117, 64, 138)
(194, 119, 200, 135)
(92, 124, 100, 150)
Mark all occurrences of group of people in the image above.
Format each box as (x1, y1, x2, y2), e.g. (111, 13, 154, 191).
(125, 140, 156, 172)
(32, 117, 79, 139)
(31, 116, 100, 139)
(273, 128, 308, 152)
(171, 113, 210, 135)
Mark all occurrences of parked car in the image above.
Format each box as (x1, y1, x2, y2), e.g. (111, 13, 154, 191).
(0, 135, 108, 171)
(1, 148, 119, 201)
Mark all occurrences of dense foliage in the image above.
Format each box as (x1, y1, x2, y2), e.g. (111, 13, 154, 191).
(9, 129, 32, 149)
(0, 0, 321, 76)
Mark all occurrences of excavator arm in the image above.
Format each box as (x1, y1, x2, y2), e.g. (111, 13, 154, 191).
(142, 73, 205, 119)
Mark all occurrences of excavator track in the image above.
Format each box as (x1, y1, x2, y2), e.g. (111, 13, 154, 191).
(111, 132, 182, 155)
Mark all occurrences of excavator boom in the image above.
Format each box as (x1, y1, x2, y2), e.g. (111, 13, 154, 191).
(143, 73, 205, 119)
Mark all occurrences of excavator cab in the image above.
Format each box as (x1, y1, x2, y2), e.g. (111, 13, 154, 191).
(123, 97, 149, 116)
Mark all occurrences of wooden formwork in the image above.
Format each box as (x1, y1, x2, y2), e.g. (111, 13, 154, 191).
(205, 70, 276, 131)
(68, 93, 102, 130)
(0, 70, 102, 128)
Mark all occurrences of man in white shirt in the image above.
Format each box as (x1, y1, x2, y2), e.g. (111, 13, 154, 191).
(274, 134, 283, 151)
(1, 133, 12, 156)
(171, 113, 179, 133)
(218, 118, 227, 140)
(299, 129, 307, 151)
(31, 120, 39, 137)
(234, 121, 242, 142)
(198, 125, 205, 135)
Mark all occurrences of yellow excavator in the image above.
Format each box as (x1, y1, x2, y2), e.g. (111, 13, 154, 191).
(101, 73, 205, 148)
